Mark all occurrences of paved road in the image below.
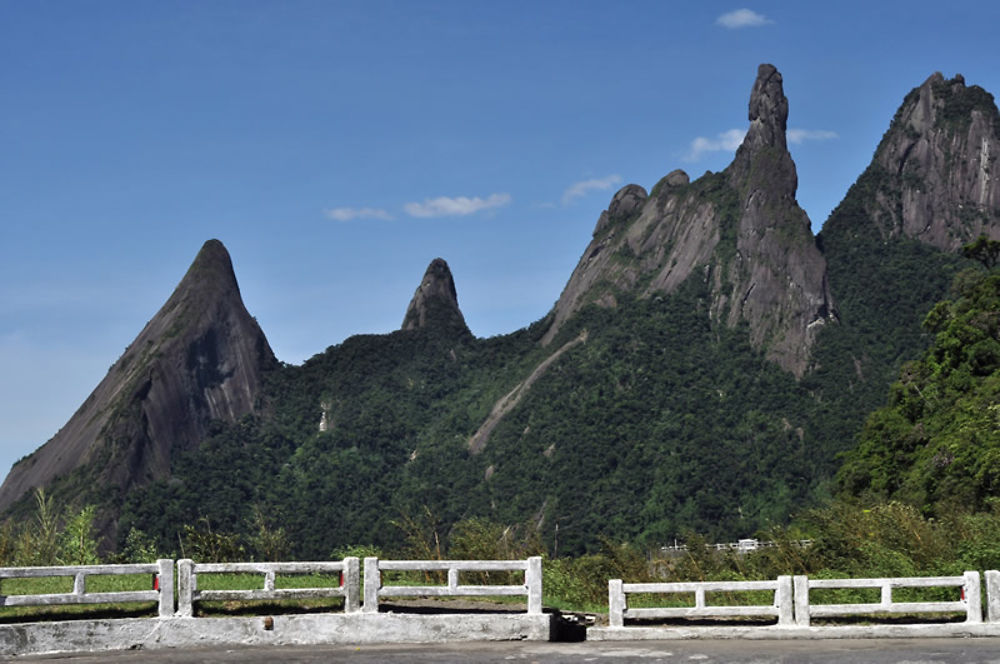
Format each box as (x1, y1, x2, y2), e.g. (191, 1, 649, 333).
(15, 639, 1000, 663)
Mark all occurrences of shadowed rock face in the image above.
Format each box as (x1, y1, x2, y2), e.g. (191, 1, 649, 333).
(855, 73, 1000, 250)
(401, 258, 470, 337)
(543, 64, 833, 377)
(0, 240, 277, 512)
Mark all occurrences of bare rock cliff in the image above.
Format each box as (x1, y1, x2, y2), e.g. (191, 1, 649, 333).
(401, 258, 470, 337)
(0, 239, 277, 511)
(859, 73, 1000, 249)
(543, 64, 833, 376)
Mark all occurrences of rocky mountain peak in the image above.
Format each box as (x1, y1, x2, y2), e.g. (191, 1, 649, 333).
(728, 63, 797, 199)
(542, 64, 833, 376)
(593, 184, 648, 235)
(745, 63, 789, 151)
(851, 71, 1000, 250)
(0, 239, 276, 514)
(401, 258, 470, 336)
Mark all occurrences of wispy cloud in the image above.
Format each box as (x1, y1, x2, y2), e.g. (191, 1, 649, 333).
(787, 129, 839, 144)
(716, 9, 773, 29)
(561, 175, 623, 206)
(325, 207, 394, 222)
(684, 126, 838, 162)
(404, 193, 511, 218)
(684, 128, 747, 161)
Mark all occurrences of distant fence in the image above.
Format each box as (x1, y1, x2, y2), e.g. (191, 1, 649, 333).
(363, 556, 543, 615)
(657, 539, 814, 555)
(176, 558, 360, 617)
(609, 576, 793, 627)
(0, 559, 174, 618)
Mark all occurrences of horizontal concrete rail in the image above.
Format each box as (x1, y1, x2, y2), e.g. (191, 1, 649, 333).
(176, 558, 360, 617)
(792, 572, 981, 626)
(608, 576, 794, 628)
(0, 559, 174, 618)
(363, 557, 542, 614)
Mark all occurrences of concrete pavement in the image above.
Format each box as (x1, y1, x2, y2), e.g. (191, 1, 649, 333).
(13, 639, 1000, 663)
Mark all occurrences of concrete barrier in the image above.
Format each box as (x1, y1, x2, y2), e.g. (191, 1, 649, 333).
(362, 556, 543, 614)
(607, 576, 794, 628)
(7, 560, 1000, 654)
(792, 572, 981, 626)
(0, 613, 554, 656)
(0, 559, 174, 618)
(593, 570, 996, 640)
(0, 556, 550, 656)
(175, 557, 359, 617)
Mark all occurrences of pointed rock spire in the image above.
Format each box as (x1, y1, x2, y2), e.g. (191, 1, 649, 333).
(0, 239, 277, 513)
(401, 258, 470, 336)
(728, 63, 797, 198)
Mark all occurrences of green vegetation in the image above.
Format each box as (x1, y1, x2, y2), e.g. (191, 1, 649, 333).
(838, 249, 1000, 514)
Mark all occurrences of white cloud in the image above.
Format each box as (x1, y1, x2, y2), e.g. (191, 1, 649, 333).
(325, 207, 394, 222)
(787, 129, 839, 144)
(716, 9, 772, 29)
(684, 128, 747, 161)
(561, 175, 624, 206)
(404, 193, 511, 218)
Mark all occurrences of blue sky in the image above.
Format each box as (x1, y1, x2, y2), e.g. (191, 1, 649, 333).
(2, 0, 999, 483)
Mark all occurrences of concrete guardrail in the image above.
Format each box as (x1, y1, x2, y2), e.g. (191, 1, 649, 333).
(608, 576, 794, 627)
(793, 572, 981, 626)
(0, 559, 174, 618)
(363, 556, 543, 614)
(176, 557, 360, 617)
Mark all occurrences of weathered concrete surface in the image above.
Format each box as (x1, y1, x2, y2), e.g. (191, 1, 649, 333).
(16, 638, 1000, 664)
(589, 622, 1000, 640)
(0, 613, 553, 657)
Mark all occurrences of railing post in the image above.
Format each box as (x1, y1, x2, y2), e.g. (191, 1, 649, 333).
(176, 559, 194, 617)
(964, 570, 983, 623)
(793, 575, 810, 626)
(156, 558, 174, 618)
(73, 572, 85, 596)
(608, 579, 625, 628)
(526, 556, 542, 615)
(776, 575, 793, 626)
(343, 557, 360, 613)
(986, 570, 1000, 623)
(362, 557, 380, 613)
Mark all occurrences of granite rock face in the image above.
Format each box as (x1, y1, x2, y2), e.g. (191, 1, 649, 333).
(543, 64, 834, 377)
(720, 64, 833, 375)
(0, 240, 277, 512)
(401, 258, 470, 337)
(857, 73, 1000, 249)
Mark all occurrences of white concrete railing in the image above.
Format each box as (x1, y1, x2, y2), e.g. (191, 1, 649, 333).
(608, 576, 794, 628)
(792, 572, 981, 626)
(986, 570, 1000, 622)
(0, 559, 174, 618)
(363, 557, 543, 615)
(176, 557, 360, 617)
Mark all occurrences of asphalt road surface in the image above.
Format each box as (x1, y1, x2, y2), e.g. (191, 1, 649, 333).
(14, 639, 1000, 663)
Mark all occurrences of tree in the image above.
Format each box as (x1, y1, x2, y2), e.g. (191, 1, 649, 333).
(962, 235, 1000, 270)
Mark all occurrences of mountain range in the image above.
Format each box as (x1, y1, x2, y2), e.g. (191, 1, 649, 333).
(2, 64, 998, 556)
